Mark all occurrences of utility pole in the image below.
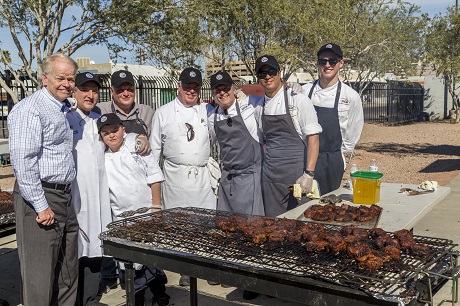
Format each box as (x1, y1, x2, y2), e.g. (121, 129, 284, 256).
(136, 48, 147, 65)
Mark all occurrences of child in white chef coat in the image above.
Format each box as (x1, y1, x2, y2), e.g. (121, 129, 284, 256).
(97, 113, 170, 306)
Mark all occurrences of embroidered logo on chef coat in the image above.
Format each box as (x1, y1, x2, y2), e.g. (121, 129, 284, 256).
(86, 73, 94, 79)
(261, 57, 268, 63)
(340, 98, 350, 105)
(119, 72, 126, 78)
(326, 44, 333, 49)
(216, 74, 223, 80)
(240, 104, 250, 112)
(190, 71, 196, 77)
(101, 116, 108, 122)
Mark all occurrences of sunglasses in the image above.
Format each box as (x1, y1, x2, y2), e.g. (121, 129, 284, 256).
(182, 83, 202, 91)
(318, 58, 340, 66)
(185, 123, 195, 142)
(257, 68, 278, 79)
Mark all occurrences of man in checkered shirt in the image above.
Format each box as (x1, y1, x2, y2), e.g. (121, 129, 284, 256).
(8, 53, 79, 306)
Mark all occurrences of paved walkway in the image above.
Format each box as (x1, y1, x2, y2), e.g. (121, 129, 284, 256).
(1, 174, 459, 305)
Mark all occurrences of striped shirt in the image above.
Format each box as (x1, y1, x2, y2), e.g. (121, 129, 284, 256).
(8, 88, 76, 212)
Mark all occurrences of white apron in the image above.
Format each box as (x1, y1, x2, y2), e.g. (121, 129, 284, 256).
(161, 102, 216, 209)
(105, 138, 155, 221)
(67, 109, 112, 258)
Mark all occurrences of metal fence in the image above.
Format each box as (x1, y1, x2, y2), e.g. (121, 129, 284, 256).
(357, 81, 424, 124)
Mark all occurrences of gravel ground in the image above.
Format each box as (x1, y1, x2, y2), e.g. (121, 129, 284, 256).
(347, 121, 460, 186)
(0, 121, 459, 191)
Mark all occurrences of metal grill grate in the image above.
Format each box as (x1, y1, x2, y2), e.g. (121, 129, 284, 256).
(102, 207, 456, 296)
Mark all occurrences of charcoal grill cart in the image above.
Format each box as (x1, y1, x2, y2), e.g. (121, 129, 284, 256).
(100, 208, 459, 306)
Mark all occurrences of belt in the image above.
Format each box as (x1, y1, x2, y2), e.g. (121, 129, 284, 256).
(41, 181, 71, 193)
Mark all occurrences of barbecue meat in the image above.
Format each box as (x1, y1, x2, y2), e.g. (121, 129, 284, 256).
(305, 240, 329, 252)
(383, 245, 401, 260)
(347, 241, 372, 259)
(409, 243, 430, 257)
(356, 254, 384, 270)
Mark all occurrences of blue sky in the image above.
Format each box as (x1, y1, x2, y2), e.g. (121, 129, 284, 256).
(0, 1, 454, 69)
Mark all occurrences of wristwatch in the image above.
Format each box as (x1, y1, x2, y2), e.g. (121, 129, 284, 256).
(304, 170, 315, 177)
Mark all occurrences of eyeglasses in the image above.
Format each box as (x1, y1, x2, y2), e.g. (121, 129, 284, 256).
(223, 109, 232, 127)
(318, 58, 340, 67)
(257, 68, 278, 79)
(113, 87, 135, 94)
(182, 83, 202, 92)
(212, 86, 232, 95)
(185, 123, 195, 141)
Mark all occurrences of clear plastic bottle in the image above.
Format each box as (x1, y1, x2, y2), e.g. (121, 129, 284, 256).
(369, 159, 378, 172)
(349, 164, 358, 190)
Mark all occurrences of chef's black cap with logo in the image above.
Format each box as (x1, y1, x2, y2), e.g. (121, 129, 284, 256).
(76, 72, 102, 88)
(317, 43, 343, 59)
(255, 55, 280, 72)
(97, 113, 123, 133)
(111, 70, 135, 88)
(210, 71, 233, 89)
(179, 67, 202, 86)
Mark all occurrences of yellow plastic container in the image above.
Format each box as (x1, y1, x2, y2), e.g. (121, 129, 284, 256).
(351, 171, 383, 205)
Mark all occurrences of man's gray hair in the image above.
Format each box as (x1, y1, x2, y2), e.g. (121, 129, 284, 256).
(41, 53, 78, 75)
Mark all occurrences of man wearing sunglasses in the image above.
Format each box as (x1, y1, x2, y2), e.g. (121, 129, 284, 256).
(302, 43, 364, 195)
(95, 70, 154, 138)
(255, 55, 321, 218)
(150, 67, 216, 286)
(208, 71, 264, 216)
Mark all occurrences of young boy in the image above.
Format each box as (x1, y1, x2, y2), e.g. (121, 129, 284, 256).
(97, 113, 169, 306)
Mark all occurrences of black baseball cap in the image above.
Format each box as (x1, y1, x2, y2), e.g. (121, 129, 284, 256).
(255, 55, 280, 72)
(111, 70, 135, 88)
(179, 67, 202, 86)
(317, 43, 343, 59)
(97, 113, 123, 133)
(210, 71, 233, 89)
(75, 72, 102, 88)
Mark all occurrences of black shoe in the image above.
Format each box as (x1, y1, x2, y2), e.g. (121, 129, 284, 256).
(243, 290, 259, 300)
(179, 275, 190, 286)
(0, 299, 9, 306)
(221, 284, 232, 288)
(135, 289, 146, 306)
(207, 280, 220, 285)
(98, 277, 118, 294)
(154, 292, 170, 306)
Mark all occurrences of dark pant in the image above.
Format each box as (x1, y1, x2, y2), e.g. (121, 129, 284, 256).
(77, 257, 103, 306)
(14, 182, 79, 306)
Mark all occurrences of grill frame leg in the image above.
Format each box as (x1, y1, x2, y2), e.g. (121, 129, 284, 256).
(190, 276, 198, 306)
(124, 262, 135, 306)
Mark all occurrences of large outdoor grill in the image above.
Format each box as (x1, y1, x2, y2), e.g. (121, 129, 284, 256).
(101, 207, 459, 306)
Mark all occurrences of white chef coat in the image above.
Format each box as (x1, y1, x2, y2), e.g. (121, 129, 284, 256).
(302, 81, 364, 154)
(252, 87, 322, 141)
(66, 108, 112, 258)
(208, 96, 263, 145)
(105, 135, 164, 221)
(150, 98, 216, 209)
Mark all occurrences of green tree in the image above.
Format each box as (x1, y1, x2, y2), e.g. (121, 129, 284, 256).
(0, 0, 184, 102)
(425, 6, 460, 116)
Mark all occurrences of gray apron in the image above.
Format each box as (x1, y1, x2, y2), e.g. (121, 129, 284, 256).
(308, 81, 344, 195)
(262, 87, 307, 217)
(214, 102, 264, 216)
(110, 102, 149, 136)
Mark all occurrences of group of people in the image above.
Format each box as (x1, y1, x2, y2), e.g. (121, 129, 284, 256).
(7, 42, 363, 306)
